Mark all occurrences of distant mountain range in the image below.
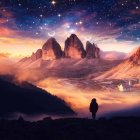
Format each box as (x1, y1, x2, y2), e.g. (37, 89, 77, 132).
(17, 34, 129, 69)
(20, 34, 100, 62)
(0, 75, 75, 116)
(16, 34, 140, 80)
(95, 46, 140, 79)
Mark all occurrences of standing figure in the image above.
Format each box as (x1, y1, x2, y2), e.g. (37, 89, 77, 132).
(89, 98, 98, 120)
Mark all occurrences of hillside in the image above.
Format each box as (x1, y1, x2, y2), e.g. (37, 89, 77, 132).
(95, 47, 140, 80)
(0, 75, 75, 116)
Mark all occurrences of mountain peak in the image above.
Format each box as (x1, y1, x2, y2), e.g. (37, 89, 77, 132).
(69, 34, 78, 38)
(47, 37, 56, 41)
(31, 49, 42, 61)
(42, 38, 63, 60)
(18, 34, 101, 67)
(86, 41, 100, 59)
(42, 37, 57, 49)
(64, 34, 86, 58)
(129, 46, 140, 65)
(86, 41, 92, 46)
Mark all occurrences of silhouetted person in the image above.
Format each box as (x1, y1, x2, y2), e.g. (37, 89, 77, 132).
(89, 98, 98, 120)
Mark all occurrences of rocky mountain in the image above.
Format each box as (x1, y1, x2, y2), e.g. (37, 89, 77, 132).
(129, 47, 140, 65)
(17, 34, 132, 70)
(17, 34, 102, 68)
(31, 49, 42, 61)
(64, 34, 86, 58)
(95, 46, 140, 79)
(86, 41, 100, 59)
(42, 38, 63, 60)
(0, 75, 75, 116)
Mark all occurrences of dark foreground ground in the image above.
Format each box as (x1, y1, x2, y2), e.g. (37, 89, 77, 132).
(0, 117, 140, 140)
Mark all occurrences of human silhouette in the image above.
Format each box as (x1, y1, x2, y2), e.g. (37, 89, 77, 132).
(89, 98, 98, 120)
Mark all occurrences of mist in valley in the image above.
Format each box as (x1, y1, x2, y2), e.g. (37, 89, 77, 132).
(37, 77, 140, 118)
(1, 58, 140, 120)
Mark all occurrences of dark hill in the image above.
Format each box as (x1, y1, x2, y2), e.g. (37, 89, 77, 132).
(0, 75, 75, 116)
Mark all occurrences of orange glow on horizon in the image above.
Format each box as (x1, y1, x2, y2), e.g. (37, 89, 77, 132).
(0, 37, 45, 59)
(0, 27, 139, 60)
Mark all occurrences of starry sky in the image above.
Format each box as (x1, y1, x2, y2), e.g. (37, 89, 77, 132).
(0, 0, 140, 58)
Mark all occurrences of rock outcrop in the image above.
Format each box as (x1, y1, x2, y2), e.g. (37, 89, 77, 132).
(31, 49, 42, 61)
(64, 34, 86, 58)
(18, 34, 101, 67)
(86, 41, 100, 59)
(129, 47, 140, 65)
(94, 44, 100, 59)
(42, 38, 63, 60)
(86, 41, 96, 58)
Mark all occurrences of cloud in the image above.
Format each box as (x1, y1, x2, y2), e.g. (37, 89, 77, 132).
(0, 18, 8, 24)
(0, 7, 13, 18)
(0, 52, 10, 58)
(0, 36, 44, 58)
(0, 27, 17, 37)
(0, 53, 14, 72)
(0, 8, 17, 37)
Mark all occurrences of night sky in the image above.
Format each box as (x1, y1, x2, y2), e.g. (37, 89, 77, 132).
(0, 0, 140, 57)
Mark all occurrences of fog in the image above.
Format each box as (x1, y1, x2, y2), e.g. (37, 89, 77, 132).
(37, 78, 140, 118)
(1, 59, 140, 119)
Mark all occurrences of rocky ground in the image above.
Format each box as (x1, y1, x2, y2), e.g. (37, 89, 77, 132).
(0, 117, 140, 140)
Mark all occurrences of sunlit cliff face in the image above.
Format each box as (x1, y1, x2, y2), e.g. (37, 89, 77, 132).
(37, 78, 140, 118)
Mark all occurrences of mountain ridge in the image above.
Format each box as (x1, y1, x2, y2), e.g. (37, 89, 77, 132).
(21, 34, 100, 62)
(95, 46, 140, 79)
(0, 75, 75, 116)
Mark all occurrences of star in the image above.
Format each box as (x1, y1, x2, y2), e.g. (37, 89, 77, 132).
(40, 15, 43, 18)
(67, 25, 70, 29)
(40, 27, 43, 30)
(58, 14, 61, 17)
(51, 1, 56, 5)
(79, 21, 83, 25)
(18, 3, 22, 6)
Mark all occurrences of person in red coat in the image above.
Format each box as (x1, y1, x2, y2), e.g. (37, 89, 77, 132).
(89, 98, 98, 120)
